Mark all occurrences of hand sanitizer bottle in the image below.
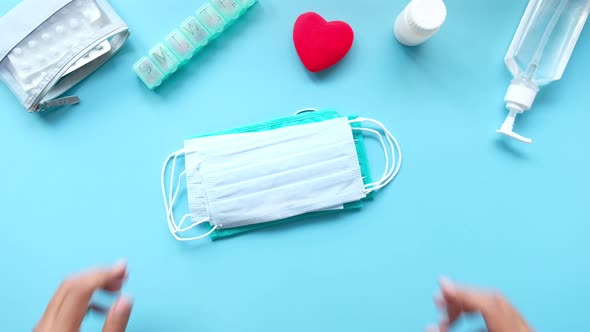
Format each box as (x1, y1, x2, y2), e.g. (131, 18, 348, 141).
(497, 0, 590, 143)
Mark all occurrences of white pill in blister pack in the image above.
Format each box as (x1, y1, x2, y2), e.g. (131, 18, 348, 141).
(0, 0, 130, 112)
(5, 0, 103, 91)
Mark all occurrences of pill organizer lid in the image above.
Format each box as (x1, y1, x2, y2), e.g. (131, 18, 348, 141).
(0, 0, 73, 62)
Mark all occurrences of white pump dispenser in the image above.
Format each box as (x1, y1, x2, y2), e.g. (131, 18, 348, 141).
(498, 0, 590, 143)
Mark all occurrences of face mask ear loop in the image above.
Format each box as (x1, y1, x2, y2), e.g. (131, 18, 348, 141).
(171, 224, 218, 242)
(162, 149, 185, 234)
(355, 128, 392, 194)
(176, 214, 211, 233)
(352, 127, 390, 191)
(168, 150, 183, 207)
(349, 118, 402, 194)
(361, 118, 402, 191)
(363, 127, 395, 192)
(168, 159, 203, 231)
(173, 214, 217, 242)
(373, 125, 402, 191)
(167, 150, 184, 231)
(162, 148, 211, 240)
(294, 108, 319, 115)
(167, 151, 188, 233)
(363, 118, 402, 192)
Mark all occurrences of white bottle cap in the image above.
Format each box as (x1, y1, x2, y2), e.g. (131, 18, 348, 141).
(496, 79, 539, 144)
(394, 0, 447, 46)
(504, 80, 538, 113)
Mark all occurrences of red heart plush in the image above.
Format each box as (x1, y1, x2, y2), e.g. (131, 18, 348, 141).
(293, 12, 354, 73)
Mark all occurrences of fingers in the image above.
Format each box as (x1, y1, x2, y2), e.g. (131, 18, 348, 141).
(425, 320, 450, 332)
(433, 294, 460, 329)
(40, 281, 71, 324)
(57, 261, 128, 330)
(439, 277, 495, 314)
(102, 296, 133, 332)
(37, 261, 127, 330)
(425, 324, 440, 332)
(103, 264, 128, 292)
(435, 278, 522, 332)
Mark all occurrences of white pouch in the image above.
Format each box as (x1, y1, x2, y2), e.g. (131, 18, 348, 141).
(0, 0, 129, 112)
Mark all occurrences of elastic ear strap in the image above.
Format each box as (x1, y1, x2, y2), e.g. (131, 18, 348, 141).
(174, 217, 218, 242)
(350, 118, 402, 193)
(168, 161, 193, 229)
(161, 149, 185, 234)
(161, 148, 215, 242)
(294, 108, 319, 115)
(354, 127, 390, 190)
(162, 149, 192, 233)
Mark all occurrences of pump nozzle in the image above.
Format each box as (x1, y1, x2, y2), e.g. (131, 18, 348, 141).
(496, 110, 532, 143)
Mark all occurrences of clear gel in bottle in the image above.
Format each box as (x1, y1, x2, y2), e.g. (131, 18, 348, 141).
(497, 0, 590, 143)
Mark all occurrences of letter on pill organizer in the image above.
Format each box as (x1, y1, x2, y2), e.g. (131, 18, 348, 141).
(133, 57, 165, 89)
(180, 16, 211, 49)
(195, 3, 226, 38)
(165, 29, 197, 63)
(210, 0, 242, 22)
(148, 43, 180, 75)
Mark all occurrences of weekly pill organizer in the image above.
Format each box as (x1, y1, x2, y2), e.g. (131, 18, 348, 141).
(133, 0, 257, 89)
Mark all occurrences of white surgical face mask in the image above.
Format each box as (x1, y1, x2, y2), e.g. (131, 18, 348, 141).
(162, 116, 402, 241)
(182, 122, 348, 223)
(196, 117, 366, 229)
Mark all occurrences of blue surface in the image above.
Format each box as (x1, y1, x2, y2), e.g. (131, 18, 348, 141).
(1, 0, 589, 331)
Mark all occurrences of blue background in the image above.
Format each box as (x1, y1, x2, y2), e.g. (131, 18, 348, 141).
(1, 0, 589, 331)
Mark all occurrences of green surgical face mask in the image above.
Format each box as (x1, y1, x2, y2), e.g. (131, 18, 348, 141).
(187, 109, 375, 240)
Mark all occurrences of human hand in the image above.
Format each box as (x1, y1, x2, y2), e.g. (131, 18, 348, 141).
(428, 278, 532, 332)
(34, 261, 133, 332)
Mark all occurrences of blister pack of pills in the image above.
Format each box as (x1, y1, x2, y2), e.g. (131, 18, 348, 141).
(0, 0, 129, 112)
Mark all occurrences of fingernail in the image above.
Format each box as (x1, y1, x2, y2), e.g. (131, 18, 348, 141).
(112, 260, 127, 276)
(113, 259, 127, 269)
(425, 324, 440, 332)
(439, 277, 455, 293)
(113, 296, 133, 316)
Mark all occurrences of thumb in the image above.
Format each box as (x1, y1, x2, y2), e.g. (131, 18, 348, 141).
(102, 296, 133, 332)
(440, 278, 495, 314)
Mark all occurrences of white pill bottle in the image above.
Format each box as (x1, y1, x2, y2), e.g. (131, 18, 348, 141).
(394, 0, 447, 46)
